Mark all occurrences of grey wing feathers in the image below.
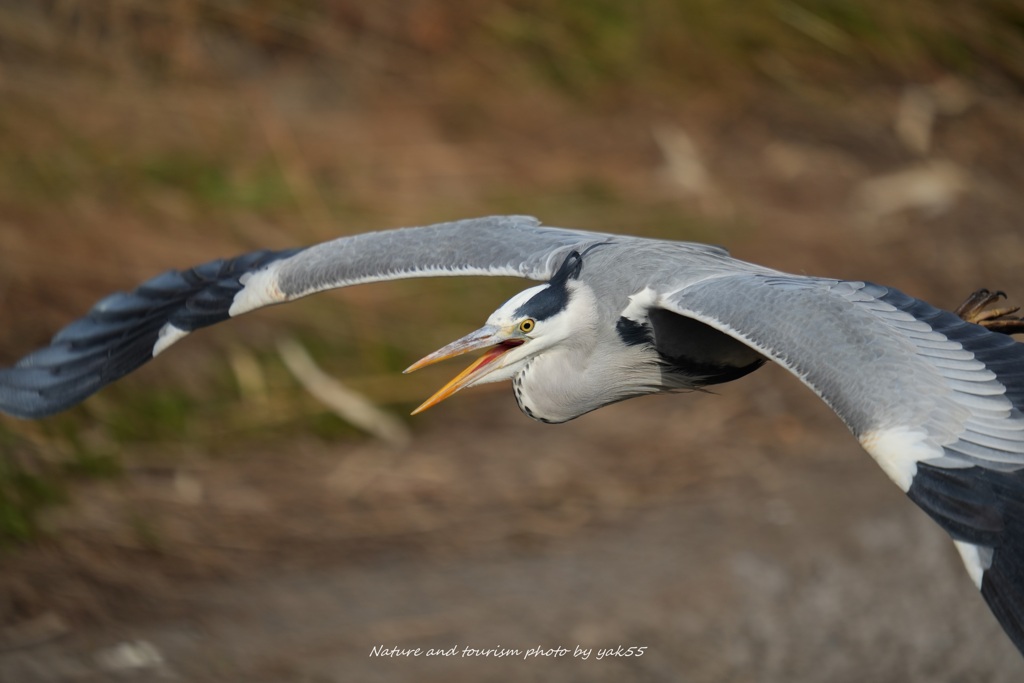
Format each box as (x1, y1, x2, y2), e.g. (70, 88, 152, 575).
(663, 275, 1024, 469)
(235, 215, 611, 312)
(660, 273, 1024, 655)
(0, 216, 607, 419)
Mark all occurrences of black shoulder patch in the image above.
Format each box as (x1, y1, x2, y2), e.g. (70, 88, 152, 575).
(616, 317, 652, 346)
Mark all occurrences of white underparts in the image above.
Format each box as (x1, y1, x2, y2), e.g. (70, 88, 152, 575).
(153, 323, 190, 357)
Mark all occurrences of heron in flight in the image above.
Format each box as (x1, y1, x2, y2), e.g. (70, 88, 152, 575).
(2, 215, 1023, 656)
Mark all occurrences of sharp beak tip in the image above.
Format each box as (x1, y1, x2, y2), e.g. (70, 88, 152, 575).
(405, 331, 519, 416)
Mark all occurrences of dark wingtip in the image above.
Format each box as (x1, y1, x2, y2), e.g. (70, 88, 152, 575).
(908, 462, 1024, 658)
(982, 564, 1024, 657)
(0, 247, 303, 419)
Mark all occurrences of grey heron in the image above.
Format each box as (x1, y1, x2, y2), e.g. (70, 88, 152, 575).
(1, 215, 1023, 657)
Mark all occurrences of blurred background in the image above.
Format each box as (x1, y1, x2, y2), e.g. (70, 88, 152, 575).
(1, 1, 1023, 680)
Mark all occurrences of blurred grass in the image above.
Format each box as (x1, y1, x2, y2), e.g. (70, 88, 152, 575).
(4, 1, 1022, 88)
(140, 155, 296, 212)
(0, 420, 122, 547)
(0, 0, 1022, 545)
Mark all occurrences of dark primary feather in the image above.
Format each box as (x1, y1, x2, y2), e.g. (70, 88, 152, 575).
(877, 286, 1024, 654)
(909, 463, 1024, 653)
(877, 287, 1024, 410)
(0, 248, 300, 419)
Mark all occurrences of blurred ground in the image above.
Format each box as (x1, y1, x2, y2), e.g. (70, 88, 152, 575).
(1, 2, 1024, 681)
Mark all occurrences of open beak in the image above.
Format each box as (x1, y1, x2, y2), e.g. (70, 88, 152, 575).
(404, 325, 521, 415)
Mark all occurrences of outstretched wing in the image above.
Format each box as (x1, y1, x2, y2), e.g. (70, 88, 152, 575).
(0, 216, 613, 419)
(658, 273, 1024, 654)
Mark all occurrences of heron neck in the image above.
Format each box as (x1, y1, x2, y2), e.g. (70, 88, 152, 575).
(512, 331, 662, 423)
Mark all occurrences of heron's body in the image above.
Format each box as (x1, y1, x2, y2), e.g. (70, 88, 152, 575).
(2, 215, 1024, 658)
(497, 245, 771, 423)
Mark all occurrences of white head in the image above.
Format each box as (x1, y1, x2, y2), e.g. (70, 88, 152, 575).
(404, 251, 591, 413)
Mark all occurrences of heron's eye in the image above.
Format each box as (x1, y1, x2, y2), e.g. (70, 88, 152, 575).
(519, 319, 535, 334)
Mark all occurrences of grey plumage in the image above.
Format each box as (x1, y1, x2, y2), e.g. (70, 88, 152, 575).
(2, 214, 1023, 657)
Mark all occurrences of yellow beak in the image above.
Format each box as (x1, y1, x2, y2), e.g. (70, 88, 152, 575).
(404, 325, 521, 414)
